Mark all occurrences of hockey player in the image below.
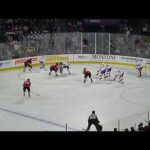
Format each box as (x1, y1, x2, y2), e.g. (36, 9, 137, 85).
(136, 63, 143, 77)
(23, 79, 31, 97)
(114, 69, 124, 84)
(49, 63, 59, 76)
(86, 110, 102, 132)
(83, 68, 93, 83)
(59, 62, 71, 74)
(96, 66, 107, 80)
(23, 58, 32, 72)
(118, 71, 124, 83)
(97, 63, 105, 71)
(105, 65, 112, 77)
(59, 62, 63, 74)
(39, 56, 46, 70)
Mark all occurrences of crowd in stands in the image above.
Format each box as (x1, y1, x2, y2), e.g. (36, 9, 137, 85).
(113, 121, 150, 132)
(67, 19, 83, 32)
(0, 19, 150, 61)
(119, 19, 133, 35)
(0, 19, 84, 43)
(0, 19, 150, 42)
(0, 19, 61, 42)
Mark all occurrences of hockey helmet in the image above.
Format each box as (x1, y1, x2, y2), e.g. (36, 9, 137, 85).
(92, 110, 95, 114)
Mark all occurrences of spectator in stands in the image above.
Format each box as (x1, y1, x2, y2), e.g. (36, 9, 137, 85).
(77, 20, 83, 32)
(145, 122, 150, 132)
(130, 127, 136, 132)
(142, 24, 148, 35)
(114, 128, 118, 132)
(129, 25, 133, 34)
(67, 19, 83, 32)
(138, 122, 144, 131)
(124, 128, 129, 132)
(126, 27, 130, 42)
(120, 23, 124, 33)
(142, 121, 150, 132)
(83, 38, 88, 47)
(110, 40, 116, 54)
(100, 24, 105, 32)
(65, 37, 72, 53)
(123, 24, 127, 34)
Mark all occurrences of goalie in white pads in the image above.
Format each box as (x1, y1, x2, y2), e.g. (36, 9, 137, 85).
(114, 69, 124, 84)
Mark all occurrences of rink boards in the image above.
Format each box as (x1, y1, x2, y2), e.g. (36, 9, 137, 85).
(0, 54, 150, 71)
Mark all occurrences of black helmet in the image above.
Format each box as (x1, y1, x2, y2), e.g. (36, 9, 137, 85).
(27, 79, 30, 82)
(92, 110, 95, 114)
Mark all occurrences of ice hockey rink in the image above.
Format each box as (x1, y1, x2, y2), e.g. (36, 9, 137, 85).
(0, 64, 150, 131)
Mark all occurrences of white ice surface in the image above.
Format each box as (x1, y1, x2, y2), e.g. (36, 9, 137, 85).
(0, 64, 150, 131)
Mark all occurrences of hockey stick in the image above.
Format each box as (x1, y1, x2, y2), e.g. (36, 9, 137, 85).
(31, 68, 40, 73)
(107, 81, 113, 84)
(106, 78, 115, 84)
(30, 91, 40, 96)
(44, 68, 47, 71)
(40, 66, 47, 71)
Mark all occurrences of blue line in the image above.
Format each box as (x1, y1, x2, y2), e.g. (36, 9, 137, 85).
(0, 107, 78, 131)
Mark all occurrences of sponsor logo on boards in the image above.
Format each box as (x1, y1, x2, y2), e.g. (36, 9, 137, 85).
(15, 57, 38, 65)
(92, 54, 115, 60)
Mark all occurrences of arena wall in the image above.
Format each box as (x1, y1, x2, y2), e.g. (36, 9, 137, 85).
(0, 54, 150, 71)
